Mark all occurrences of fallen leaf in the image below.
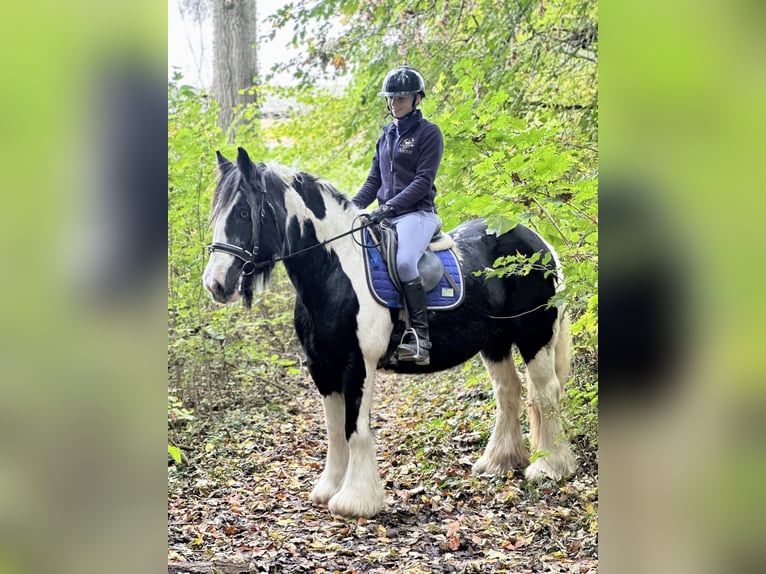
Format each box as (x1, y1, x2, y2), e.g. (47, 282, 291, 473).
(446, 520, 461, 538)
(446, 520, 461, 550)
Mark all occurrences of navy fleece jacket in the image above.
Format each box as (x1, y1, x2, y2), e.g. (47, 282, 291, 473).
(352, 109, 443, 215)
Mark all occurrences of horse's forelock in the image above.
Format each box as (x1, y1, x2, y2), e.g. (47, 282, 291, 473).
(210, 166, 242, 224)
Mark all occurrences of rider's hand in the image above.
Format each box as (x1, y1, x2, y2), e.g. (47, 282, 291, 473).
(367, 204, 394, 224)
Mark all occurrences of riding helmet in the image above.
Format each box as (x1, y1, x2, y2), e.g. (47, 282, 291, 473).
(379, 66, 426, 98)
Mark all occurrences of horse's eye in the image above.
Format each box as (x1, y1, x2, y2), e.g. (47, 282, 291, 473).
(239, 208, 250, 219)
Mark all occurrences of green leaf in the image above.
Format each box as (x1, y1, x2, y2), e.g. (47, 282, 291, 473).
(168, 445, 182, 464)
(485, 215, 518, 236)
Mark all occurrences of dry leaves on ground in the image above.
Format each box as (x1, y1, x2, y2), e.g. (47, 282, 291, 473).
(169, 369, 598, 573)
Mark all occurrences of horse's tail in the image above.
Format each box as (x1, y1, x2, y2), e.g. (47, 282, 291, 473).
(553, 310, 572, 387)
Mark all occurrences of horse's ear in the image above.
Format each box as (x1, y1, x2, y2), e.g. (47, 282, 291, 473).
(237, 147, 256, 180)
(216, 150, 230, 166)
(216, 150, 234, 173)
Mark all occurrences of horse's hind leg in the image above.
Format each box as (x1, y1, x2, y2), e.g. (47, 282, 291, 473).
(473, 350, 530, 475)
(309, 392, 349, 505)
(524, 317, 576, 481)
(528, 315, 571, 452)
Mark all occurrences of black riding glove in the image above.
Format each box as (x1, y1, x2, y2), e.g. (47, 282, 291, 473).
(367, 204, 394, 224)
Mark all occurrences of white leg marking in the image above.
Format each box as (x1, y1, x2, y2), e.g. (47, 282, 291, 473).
(524, 338, 576, 481)
(327, 359, 385, 518)
(310, 393, 348, 505)
(473, 355, 530, 475)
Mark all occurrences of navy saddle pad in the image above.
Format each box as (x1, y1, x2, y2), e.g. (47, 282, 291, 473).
(362, 228, 465, 310)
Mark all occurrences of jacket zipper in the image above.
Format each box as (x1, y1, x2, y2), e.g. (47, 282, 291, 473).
(390, 133, 398, 173)
(389, 130, 399, 199)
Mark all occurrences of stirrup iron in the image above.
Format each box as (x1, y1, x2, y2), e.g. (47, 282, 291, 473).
(395, 327, 430, 365)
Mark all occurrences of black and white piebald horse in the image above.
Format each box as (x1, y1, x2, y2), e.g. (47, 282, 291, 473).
(202, 147, 575, 518)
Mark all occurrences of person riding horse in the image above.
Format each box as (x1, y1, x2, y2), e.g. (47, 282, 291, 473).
(203, 148, 575, 518)
(352, 66, 443, 366)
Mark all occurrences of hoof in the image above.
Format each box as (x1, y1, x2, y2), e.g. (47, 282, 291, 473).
(309, 470, 345, 506)
(473, 451, 530, 476)
(328, 487, 385, 518)
(309, 483, 339, 506)
(524, 445, 576, 481)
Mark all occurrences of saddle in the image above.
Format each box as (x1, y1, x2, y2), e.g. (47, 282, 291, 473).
(362, 222, 465, 310)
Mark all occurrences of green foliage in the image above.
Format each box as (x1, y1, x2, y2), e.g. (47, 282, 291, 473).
(168, 77, 304, 416)
(168, 393, 195, 423)
(483, 251, 556, 281)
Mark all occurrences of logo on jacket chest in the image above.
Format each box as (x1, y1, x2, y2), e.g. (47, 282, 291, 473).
(398, 137, 416, 154)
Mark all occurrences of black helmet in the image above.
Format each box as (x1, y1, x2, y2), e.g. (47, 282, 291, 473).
(379, 66, 426, 98)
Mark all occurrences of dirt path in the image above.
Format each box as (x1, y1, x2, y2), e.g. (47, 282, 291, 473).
(168, 370, 598, 573)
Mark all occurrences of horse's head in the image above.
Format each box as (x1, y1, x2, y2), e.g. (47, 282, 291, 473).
(202, 147, 285, 307)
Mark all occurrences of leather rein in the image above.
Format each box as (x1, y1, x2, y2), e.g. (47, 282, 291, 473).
(208, 218, 375, 276)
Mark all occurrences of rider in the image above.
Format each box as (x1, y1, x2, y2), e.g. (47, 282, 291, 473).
(352, 66, 444, 366)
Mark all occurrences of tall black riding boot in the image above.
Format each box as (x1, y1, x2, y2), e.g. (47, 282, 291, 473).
(396, 277, 431, 365)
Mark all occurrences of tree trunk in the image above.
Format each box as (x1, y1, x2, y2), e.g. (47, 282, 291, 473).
(212, 0, 258, 138)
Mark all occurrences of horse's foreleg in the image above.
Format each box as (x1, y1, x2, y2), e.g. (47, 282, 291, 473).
(327, 358, 385, 518)
(310, 392, 348, 505)
(473, 353, 530, 475)
(524, 343, 576, 481)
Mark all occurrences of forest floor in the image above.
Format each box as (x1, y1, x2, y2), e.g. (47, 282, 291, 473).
(168, 368, 598, 573)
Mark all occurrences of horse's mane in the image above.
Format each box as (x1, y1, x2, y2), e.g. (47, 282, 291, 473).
(312, 176, 354, 209)
(267, 163, 354, 211)
(210, 160, 356, 225)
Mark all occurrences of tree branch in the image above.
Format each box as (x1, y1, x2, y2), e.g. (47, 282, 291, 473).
(530, 197, 573, 248)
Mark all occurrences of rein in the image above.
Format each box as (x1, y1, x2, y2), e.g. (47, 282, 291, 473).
(208, 217, 376, 276)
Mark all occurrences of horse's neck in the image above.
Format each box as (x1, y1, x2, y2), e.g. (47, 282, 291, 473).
(281, 179, 362, 293)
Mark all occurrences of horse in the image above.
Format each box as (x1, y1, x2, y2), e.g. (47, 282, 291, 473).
(202, 147, 576, 518)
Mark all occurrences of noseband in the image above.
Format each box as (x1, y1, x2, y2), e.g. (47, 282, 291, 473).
(207, 242, 265, 276)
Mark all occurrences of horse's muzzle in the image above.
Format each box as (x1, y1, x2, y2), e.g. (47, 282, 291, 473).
(203, 274, 241, 304)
